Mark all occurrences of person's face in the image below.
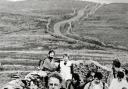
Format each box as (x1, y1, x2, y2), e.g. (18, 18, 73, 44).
(89, 72, 95, 81)
(48, 77, 61, 89)
(118, 78, 122, 82)
(94, 78, 100, 84)
(72, 78, 77, 84)
(63, 55, 68, 62)
(49, 52, 55, 58)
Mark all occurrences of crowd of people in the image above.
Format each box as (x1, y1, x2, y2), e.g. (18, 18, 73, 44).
(2, 50, 128, 89)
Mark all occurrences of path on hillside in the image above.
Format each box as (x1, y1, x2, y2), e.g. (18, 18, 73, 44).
(53, 3, 103, 43)
(66, 4, 103, 36)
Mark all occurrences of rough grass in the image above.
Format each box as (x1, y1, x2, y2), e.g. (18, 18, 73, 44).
(0, 0, 94, 51)
(73, 3, 128, 49)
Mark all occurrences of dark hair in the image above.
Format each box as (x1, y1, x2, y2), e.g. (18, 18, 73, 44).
(72, 73, 80, 81)
(63, 54, 69, 58)
(124, 68, 128, 75)
(94, 72, 103, 80)
(117, 71, 124, 79)
(48, 50, 55, 55)
(63, 54, 68, 56)
(48, 72, 62, 83)
(113, 59, 121, 68)
(86, 71, 95, 78)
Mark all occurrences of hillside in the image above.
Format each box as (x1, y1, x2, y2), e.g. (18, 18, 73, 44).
(0, 0, 91, 51)
(73, 3, 128, 49)
(0, 1, 127, 62)
(1, 1, 128, 88)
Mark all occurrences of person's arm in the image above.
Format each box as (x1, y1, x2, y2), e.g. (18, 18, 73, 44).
(38, 59, 44, 70)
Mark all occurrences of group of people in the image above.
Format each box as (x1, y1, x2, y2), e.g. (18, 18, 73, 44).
(2, 50, 128, 89)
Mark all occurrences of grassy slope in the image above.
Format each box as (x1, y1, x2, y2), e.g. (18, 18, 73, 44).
(1, 2, 128, 87)
(0, 0, 89, 50)
(0, 1, 127, 62)
(73, 3, 128, 48)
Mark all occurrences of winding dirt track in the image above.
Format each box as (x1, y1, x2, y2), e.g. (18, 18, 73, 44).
(53, 3, 103, 42)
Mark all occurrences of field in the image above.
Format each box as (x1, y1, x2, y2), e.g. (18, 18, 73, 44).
(73, 3, 128, 49)
(0, 0, 93, 51)
(0, 0, 128, 88)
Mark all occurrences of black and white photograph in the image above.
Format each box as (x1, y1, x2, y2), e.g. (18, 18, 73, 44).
(0, 0, 128, 89)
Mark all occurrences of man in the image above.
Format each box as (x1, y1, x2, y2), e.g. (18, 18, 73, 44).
(47, 72, 63, 89)
(67, 73, 81, 89)
(39, 50, 59, 72)
(111, 59, 123, 78)
(124, 68, 128, 82)
(108, 59, 124, 85)
(86, 59, 124, 85)
(85, 70, 95, 84)
(59, 54, 73, 81)
(84, 72, 108, 89)
(109, 71, 128, 89)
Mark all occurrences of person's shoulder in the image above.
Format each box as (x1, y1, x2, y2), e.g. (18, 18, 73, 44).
(67, 61, 72, 65)
(84, 82, 91, 88)
(121, 79, 128, 89)
(60, 61, 64, 65)
(43, 57, 50, 61)
(40, 57, 48, 61)
(60, 60, 64, 63)
(122, 79, 128, 84)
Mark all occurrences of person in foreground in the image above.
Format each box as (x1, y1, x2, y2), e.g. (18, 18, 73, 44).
(109, 71, 128, 89)
(67, 73, 81, 89)
(47, 72, 63, 89)
(84, 72, 108, 89)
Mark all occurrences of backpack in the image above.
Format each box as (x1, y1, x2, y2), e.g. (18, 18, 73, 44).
(88, 82, 105, 89)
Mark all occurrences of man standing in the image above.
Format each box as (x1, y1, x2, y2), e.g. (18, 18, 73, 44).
(59, 54, 73, 81)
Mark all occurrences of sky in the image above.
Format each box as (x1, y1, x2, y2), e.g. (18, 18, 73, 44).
(6, 0, 26, 1)
(81, 0, 128, 4)
(2, 0, 128, 3)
